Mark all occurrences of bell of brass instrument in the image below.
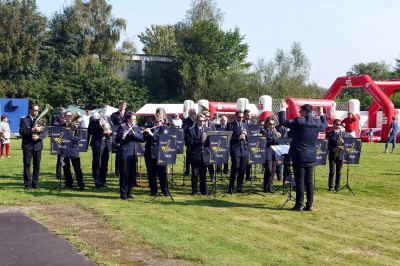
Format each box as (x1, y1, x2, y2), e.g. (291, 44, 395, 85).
(33, 104, 54, 135)
(93, 108, 112, 137)
(273, 127, 281, 139)
(335, 130, 344, 158)
(67, 111, 82, 127)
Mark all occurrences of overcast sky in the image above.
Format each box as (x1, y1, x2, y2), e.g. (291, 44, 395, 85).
(36, 0, 400, 89)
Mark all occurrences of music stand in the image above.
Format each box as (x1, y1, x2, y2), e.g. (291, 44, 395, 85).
(271, 144, 290, 195)
(313, 139, 328, 195)
(151, 188, 175, 202)
(168, 164, 179, 188)
(335, 138, 361, 196)
(281, 172, 296, 209)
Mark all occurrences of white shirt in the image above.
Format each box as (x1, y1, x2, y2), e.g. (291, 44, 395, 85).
(80, 115, 90, 129)
(172, 118, 182, 128)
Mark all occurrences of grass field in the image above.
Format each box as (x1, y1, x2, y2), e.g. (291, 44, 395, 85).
(0, 138, 399, 265)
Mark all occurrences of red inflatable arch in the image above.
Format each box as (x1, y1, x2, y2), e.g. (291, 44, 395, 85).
(285, 98, 336, 120)
(368, 79, 400, 128)
(322, 75, 395, 141)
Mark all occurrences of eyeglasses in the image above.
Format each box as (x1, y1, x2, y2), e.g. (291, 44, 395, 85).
(32, 109, 39, 112)
(268, 123, 275, 125)
(206, 116, 210, 118)
(198, 120, 205, 122)
(155, 120, 162, 123)
(335, 123, 342, 126)
(237, 116, 244, 118)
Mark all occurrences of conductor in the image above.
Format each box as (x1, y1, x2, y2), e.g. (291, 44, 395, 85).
(278, 101, 327, 211)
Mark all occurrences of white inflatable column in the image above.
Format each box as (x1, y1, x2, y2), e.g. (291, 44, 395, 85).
(183, 100, 194, 118)
(258, 95, 272, 122)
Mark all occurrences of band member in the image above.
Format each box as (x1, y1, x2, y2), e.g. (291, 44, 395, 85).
(143, 113, 170, 196)
(275, 121, 287, 181)
(243, 109, 255, 181)
(385, 116, 398, 153)
(213, 116, 229, 175)
(210, 112, 220, 125)
(187, 114, 209, 195)
(111, 100, 127, 178)
(326, 119, 345, 192)
(19, 103, 48, 190)
(62, 111, 85, 190)
(54, 107, 66, 126)
(261, 117, 279, 193)
(342, 112, 357, 138)
(201, 110, 215, 182)
(115, 111, 143, 200)
(227, 110, 249, 194)
(182, 108, 196, 176)
(279, 102, 327, 211)
(88, 103, 112, 189)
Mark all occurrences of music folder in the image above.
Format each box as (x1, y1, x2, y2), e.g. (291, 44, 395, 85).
(271, 145, 290, 156)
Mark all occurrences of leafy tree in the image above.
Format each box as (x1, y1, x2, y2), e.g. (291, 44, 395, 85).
(251, 42, 320, 99)
(177, 19, 250, 101)
(138, 24, 177, 55)
(0, 0, 47, 80)
(184, 0, 224, 27)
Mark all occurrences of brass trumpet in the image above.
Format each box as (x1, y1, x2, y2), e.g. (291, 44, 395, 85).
(33, 104, 53, 136)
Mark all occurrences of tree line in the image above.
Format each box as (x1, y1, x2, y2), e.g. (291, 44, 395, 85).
(0, 0, 399, 111)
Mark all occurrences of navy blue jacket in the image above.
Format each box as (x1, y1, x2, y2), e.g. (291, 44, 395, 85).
(111, 110, 126, 126)
(19, 115, 48, 152)
(227, 121, 249, 158)
(261, 128, 279, 161)
(87, 116, 112, 151)
(115, 124, 144, 159)
(278, 111, 327, 163)
(187, 126, 210, 163)
(143, 126, 169, 160)
(182, 116, 196, 144)
(326, 129, 345, 160)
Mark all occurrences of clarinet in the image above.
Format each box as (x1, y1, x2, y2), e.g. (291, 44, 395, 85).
(239, 121, 248, 150)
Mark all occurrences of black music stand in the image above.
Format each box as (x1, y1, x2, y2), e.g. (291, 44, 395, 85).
(168, 164, 179, 188)
(152, 188, 175, 202)
(271, 145, 290, 194)
(335, 138, 361, 196)
(281, 173, 296, 209)
(237, 167, 266, 198)
(313, 139, 328, 195)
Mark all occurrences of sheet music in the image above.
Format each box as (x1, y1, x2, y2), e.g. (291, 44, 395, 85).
(271, 145, 290, 156)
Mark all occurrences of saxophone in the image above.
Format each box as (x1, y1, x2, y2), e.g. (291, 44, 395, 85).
(273, 127, 281, 139)
(33, 104, 54, 136)
(335, 130, 344, 158)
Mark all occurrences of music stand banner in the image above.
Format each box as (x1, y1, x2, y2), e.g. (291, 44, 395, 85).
(209, 135, 229, 165)
(78, 128, 88, 153)
(158, 133, 177, 165)
(50, 127, 71, 156)
(277, 138, 291, 165)
(315, 139, 328, 166)
(168, 128, 184, 154)
(343, 138, 362, 164)
(248, 135, 266, 165)
(249, 125, 263, 136)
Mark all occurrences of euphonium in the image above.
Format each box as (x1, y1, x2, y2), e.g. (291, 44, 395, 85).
(273, 127, 281, 139)
(67, 111, 82, 127)
(33, 104, 54, 135)
(335, 130, 344, 158)
(93, 108, 112, 137)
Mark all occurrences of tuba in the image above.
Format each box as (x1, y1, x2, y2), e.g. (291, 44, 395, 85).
(33, 104, 54, 135)
(67, 111, 82, 127)
(93, 108, 112, 137)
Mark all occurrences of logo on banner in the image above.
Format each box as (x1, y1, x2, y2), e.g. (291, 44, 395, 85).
(250, 141, 260, 154)
(212, 140, 221, 154)
(55, 132, 65, 145)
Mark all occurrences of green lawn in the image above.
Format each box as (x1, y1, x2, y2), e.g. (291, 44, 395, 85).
(1, 139, 399, 265)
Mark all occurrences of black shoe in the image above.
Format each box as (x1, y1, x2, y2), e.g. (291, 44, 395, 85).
(268, 189, 274, 193)
(245, 177, 251, 182)
(101, 184, 110, 188)
(95, 186, 101, 189)
(79, 186, 85, 191)
(303, 206, 312, 211)
(120, 196, 128, 200)
(223, 171, 229, 175)
(56, 177, 61, 180)
(127, 195, 134, 199)
(211, 178, 215, 183)
(32, 186, 41, 190)
(115, 172, 120, 178)
(163, 189, 170, 196)
(24, 187, 31, 191)
(329, 188, 333, 191)
(290, 206, 302, 212)
(63, 186, 72, 190)
(335, 188, 340, 192)
(237, 188, 243, 193)
(151, 193, 157, 197)
(201, 192, 208, 196)
(191, 192, 198, 196)
(185, 172, 190, 176)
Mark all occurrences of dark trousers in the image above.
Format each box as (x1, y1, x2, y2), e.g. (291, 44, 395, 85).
(56, 154, 62, 179)
(276, 165, 282, 181)
(92, 140, 110, 188)
(145, 158, 167, 195)
(119, 158, 137, 198)
(292, 161, 314, 208)
(229, 155, 248, 192)
(115, 151, 120, 176)
(208, 164, 214, 181)
(185, 146, 191, 175)
(191, 162, 208, 195)
(216, 163, 228, 174)
(63, 156, 85, 189)
(23, 150, 42, 188)
(328, 158, 343, 189)
(263, 160, 277, 191)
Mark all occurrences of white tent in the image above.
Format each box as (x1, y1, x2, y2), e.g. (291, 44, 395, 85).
(136, 104, 199, 116)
